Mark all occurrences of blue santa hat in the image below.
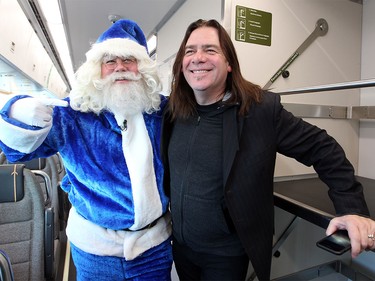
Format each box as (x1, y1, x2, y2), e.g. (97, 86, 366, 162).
(96, 19, 148, 52)
(85, 19, 150, 63)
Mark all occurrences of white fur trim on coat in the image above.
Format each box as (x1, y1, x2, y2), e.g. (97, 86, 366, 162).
(117, 112, 163, 229)
(0, 117, 51, 153)
(66, 207, 171, 260)
(86, 38, 149, 63)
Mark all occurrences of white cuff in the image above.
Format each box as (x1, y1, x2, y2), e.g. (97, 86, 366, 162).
(0, 117, 51, 153)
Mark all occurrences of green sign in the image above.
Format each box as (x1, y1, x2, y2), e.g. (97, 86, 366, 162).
(235, 6, 272, 46)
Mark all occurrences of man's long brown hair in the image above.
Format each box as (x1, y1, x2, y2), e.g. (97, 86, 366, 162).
(169, 19, 262, 120)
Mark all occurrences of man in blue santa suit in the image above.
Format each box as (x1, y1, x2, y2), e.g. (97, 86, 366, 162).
(0, 19, 172, 280)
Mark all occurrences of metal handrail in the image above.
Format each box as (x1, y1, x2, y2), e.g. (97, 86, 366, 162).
(276, 78, 375, 95)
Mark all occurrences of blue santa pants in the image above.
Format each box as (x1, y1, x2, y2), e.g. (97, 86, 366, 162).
(70, 239, 173, 281)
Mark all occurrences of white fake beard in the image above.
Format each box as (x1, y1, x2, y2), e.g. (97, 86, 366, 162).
(99, 72, 150, 116)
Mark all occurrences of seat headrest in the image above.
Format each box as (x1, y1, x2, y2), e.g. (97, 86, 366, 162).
(0, 164, 25, 203)
(7, 158, 46, 170)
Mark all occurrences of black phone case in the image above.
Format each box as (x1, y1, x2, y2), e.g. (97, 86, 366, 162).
(316, 230, 351, 255)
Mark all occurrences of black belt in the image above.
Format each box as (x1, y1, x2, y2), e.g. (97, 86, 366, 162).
(124, 216, 160, 232)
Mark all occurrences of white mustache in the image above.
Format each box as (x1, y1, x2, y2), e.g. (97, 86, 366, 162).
(109, 72, 142, 82)
(93, 72, 142, 91)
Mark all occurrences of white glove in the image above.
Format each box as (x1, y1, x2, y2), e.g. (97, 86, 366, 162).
(9, 97, 68, 128)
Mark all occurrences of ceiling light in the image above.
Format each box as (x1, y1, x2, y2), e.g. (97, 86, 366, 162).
(108, 15, 122, 23)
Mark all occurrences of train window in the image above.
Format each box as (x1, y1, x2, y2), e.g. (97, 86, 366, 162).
(147, 34, 157, 59)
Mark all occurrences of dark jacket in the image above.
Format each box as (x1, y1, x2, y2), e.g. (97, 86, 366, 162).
(161, 91, 369, 280)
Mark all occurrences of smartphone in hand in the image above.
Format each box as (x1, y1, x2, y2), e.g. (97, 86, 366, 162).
(316, 230, 351, 255)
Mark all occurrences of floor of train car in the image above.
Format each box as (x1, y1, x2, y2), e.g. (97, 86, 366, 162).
(56, 230, 76, 281)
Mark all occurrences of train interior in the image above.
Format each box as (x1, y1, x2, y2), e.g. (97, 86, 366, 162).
(1, 0, 375, 280)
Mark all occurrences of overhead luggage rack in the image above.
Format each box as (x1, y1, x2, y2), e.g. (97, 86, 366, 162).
(275, 79, 375, 119)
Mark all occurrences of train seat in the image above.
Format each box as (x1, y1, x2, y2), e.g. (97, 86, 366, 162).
(0, 164, 47, 280)
(0, 155, 62, 237)
(0, 249, 15, 281)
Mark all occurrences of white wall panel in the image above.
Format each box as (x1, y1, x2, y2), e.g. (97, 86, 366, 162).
(0, 0, 67, 97)
(0, 0, 34, 71)
(229, 0, 362, 177)
(359, 0, 375, 179)
(157, 0, 223, 94)
(355, 0, 375, 277)
(24, 32, 54, 88)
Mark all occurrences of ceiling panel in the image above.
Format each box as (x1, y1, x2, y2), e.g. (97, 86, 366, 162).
(59, 0, 185, 71)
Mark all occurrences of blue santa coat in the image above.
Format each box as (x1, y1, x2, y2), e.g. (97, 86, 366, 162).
(0, 95, 169, 230)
